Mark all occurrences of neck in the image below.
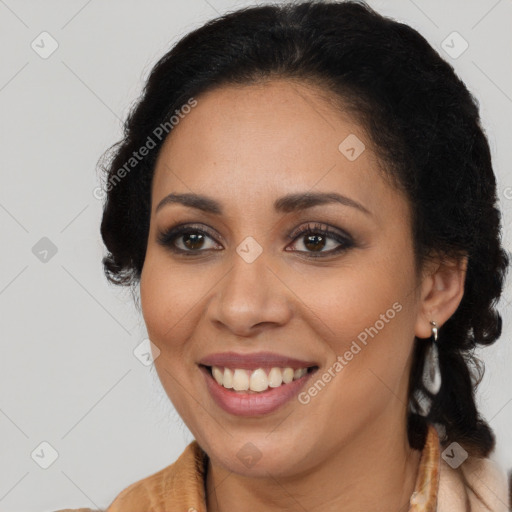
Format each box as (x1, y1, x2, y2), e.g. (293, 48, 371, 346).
(205, 414, 423, 512)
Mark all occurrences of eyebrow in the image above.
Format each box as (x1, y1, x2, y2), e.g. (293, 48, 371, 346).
(155, 191, 372, 216)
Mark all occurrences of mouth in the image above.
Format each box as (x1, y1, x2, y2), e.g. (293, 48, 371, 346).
(199, 363, 319, 416)
(200, 364, 319, 394)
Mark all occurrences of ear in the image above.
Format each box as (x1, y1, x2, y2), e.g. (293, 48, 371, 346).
(414, 254, 468, 339)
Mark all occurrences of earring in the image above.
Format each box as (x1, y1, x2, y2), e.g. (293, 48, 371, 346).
(410, 321, 442, 417)
(423, 321, 441, 395)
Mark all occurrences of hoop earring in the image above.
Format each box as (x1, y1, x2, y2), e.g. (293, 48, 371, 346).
(410, 320, 442, 417)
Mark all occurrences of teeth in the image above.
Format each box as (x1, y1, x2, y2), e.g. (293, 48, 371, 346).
(233, 369, 249, 391)
(294, 368, 307, 379)
(223, 368, 233, 389)
(268, 367, 283, 387)
(212, 366, 223, 385)
(282, 367, 294, 384)
(249, 368, 268, 392)
(210, 365, 311, 393)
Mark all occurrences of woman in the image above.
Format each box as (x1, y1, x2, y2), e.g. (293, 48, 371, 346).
(75, 1, 511, 510)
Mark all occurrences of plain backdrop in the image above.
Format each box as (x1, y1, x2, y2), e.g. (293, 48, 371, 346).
(1, 1, 511, 510)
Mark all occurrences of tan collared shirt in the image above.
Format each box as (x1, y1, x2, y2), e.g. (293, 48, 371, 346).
(59, 423, 510, 511)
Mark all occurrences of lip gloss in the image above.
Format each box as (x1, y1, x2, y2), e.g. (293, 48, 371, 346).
(200, 365, 316, 416)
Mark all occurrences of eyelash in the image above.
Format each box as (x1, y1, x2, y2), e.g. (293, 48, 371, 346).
(156, 222, 354, 258)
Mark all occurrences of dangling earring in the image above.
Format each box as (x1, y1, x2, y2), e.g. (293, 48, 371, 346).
(423, 321, 441, 395)
(410, 320, 442, 417)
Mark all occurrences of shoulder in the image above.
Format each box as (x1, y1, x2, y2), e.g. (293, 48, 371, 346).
(438, 452, 510, 512)
(105, 440, 207, 512)
(461, 455, 510, 511)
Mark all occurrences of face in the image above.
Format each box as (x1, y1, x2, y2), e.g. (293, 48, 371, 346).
(140, 79, 425, 477)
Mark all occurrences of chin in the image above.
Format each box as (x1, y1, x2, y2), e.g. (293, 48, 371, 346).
(205, 433, 313, 478)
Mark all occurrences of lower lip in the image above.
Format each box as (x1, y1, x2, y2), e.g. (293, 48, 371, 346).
(200, 365, 317, 416)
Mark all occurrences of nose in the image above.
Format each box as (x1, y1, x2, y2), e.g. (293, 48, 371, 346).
(207, 247, 293, 337)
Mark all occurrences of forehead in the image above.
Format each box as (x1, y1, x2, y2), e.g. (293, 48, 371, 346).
(151, 79, 400, 220)
(156, 78, 361, 165)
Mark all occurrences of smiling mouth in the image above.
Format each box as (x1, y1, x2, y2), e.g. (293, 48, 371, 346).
(201, 364, 319, 394)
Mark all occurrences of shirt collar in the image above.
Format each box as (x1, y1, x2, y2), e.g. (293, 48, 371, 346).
(183, 422, 441, 512)
(409, 422, 441, 511)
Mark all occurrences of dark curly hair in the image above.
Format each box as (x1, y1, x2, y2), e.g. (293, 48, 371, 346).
(98, 0, 509, 472)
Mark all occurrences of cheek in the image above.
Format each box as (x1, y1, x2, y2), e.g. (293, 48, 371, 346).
(293, 258, 411, 339)
(139, 253, 206, 349)
(140, 257, 203, 420)
(293, 275, 416, 433)
(291, 250, 417, 387)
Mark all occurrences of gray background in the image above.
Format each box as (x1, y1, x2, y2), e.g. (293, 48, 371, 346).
(0, 1, 511, 510)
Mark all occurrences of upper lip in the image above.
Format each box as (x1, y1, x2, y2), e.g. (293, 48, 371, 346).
(198, 351, 318, 370)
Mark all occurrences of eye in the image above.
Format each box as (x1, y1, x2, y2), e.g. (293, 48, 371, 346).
(157, 222, 354, 258)
(286, 222, 354, 258)
(157, 224, 221, 255)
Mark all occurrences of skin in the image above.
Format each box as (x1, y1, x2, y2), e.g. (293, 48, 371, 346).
(139, 79, 467, 512)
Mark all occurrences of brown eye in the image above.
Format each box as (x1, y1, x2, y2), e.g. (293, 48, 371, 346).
(287, 222, 354, 258)
(181, 232, 206, 250)
(157, 224, 221, 255)
(302, 233, 327, 252)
